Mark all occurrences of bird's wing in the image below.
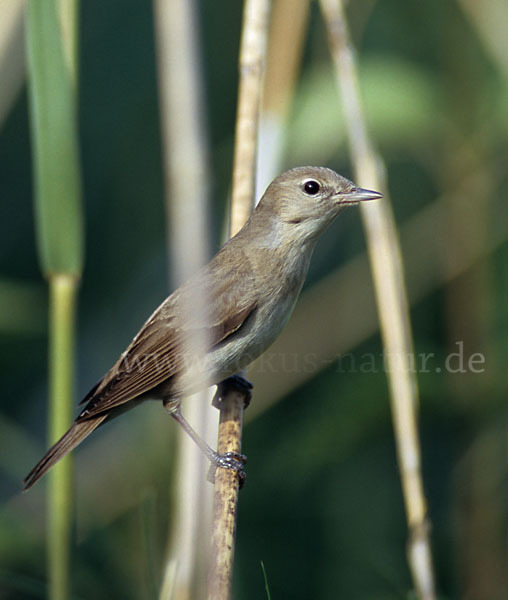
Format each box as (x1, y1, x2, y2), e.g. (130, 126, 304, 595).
(78, 259, 257, 419)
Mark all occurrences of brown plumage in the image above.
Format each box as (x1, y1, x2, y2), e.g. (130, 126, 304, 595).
(24, 166, 382, 490)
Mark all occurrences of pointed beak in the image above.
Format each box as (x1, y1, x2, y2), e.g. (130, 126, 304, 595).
(338, 187, 383, 204)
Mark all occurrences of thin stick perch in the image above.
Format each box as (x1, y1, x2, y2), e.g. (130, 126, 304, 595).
(207, 1, 271, 599)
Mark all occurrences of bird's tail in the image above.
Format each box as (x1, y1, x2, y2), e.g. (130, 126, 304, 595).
(23, 414, 108, 490)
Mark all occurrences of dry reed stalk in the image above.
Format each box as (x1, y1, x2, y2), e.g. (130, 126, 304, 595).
(319, 0, 437, 598)
(229, 0, 271, 237)
(257, 0, 310, 191)
(0, 0, 26, 128)
(208, 1, 271, 599)
(153, 0, 214, 598)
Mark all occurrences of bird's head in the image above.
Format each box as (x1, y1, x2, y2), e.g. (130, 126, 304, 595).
(258, 166, 382, 243)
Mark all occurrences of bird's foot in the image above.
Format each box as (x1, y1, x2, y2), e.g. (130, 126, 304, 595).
(212, 374, 254, 409)
(207, 451, 247, 488)
(163, 397, 181, 414)
(164, 398, 247, 488)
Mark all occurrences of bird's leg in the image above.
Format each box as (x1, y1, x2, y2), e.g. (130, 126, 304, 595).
(164, 398, 247, 487)
(212, 374, 253, 409)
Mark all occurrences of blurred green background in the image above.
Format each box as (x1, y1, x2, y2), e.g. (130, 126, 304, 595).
(1, 0, 508, 598)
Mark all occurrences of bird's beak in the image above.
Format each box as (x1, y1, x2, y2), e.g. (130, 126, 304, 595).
(338, 187, 383, 204)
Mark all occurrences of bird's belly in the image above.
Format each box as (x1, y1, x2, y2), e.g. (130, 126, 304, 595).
(154, 292, 299, 400)
(208, 291, 298, 382)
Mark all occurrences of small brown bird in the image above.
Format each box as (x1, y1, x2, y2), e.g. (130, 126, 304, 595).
(24, 166, 382, 489)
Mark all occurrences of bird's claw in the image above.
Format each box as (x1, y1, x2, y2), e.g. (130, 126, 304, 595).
(207, 451, 247, 488)
(212, 374, 254, 409)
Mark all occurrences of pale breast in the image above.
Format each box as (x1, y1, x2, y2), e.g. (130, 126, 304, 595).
(173, 241, 314, 395)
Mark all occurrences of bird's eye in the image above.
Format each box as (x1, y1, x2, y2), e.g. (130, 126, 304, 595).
(303, 180, 321, 195)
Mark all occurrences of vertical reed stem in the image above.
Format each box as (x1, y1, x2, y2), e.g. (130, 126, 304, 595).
(47, 274, 77, 600)
(319, 0, 436, 597)
(154, 0, 213, 597)
(26, 2, 83, 598)
(208, 1, 271, 599)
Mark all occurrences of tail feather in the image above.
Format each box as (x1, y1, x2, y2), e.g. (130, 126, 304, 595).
(23, 414, 108, 490)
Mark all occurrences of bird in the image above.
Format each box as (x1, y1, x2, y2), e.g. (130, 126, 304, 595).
(24, 166, 382, 490)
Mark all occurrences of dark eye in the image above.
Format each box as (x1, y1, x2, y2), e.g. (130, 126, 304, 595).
(303, 180, 321, 195)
